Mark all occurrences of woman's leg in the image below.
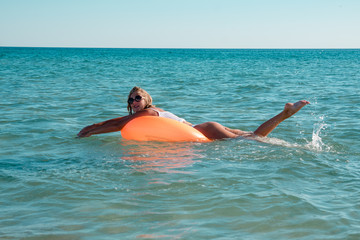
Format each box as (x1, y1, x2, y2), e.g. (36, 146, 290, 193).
(225, 127, 255, 137)
(194, 100, 309, 140)
(194, 122, 239, 140)
(253, 100, 310, 137)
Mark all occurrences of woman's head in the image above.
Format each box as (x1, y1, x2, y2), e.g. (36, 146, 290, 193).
(127, 86, 154, 114)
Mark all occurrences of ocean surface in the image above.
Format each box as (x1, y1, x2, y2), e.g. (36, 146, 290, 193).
(1, 47, 359, 239)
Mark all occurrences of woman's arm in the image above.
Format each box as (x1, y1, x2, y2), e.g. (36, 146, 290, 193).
(77, 109, 156, 137)
(77, 116, 127, 138)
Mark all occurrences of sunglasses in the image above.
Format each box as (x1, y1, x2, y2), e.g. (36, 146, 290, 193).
(127, 95, 143, 104)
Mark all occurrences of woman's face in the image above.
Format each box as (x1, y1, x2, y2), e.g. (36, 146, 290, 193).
(129, 91, 147, 113)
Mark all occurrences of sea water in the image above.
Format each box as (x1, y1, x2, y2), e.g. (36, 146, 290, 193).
(0, 48, 359, 239)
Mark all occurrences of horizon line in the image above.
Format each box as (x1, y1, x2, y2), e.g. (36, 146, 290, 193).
(1, 46, 359, 50)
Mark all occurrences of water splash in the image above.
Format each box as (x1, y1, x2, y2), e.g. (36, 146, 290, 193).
(305, 115, 330, 152)
(254, 113, 331, 153)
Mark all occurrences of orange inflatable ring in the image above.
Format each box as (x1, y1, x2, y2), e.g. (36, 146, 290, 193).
(121, 116, 210, 142)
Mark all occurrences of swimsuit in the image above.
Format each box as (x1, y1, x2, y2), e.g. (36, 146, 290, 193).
(149, 108, 186, 123)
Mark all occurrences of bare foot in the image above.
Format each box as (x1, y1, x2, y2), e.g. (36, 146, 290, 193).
(283, 100, 310, 119)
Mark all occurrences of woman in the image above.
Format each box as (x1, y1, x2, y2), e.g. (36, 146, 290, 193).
(77, 86, 310, 140)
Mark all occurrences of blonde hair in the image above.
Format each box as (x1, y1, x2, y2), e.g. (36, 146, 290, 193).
(127, 86, 154, 114)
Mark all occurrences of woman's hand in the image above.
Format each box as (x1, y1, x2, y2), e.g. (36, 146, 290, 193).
(77, 124, 97, 138)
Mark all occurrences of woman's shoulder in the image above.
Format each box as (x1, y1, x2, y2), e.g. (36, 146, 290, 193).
(149, 107, 165, 112)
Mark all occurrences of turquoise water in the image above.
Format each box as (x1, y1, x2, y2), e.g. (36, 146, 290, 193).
(1, 47, 359, 239)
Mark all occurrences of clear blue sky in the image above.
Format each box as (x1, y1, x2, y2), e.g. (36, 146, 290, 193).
(1, 0, 359, 48)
